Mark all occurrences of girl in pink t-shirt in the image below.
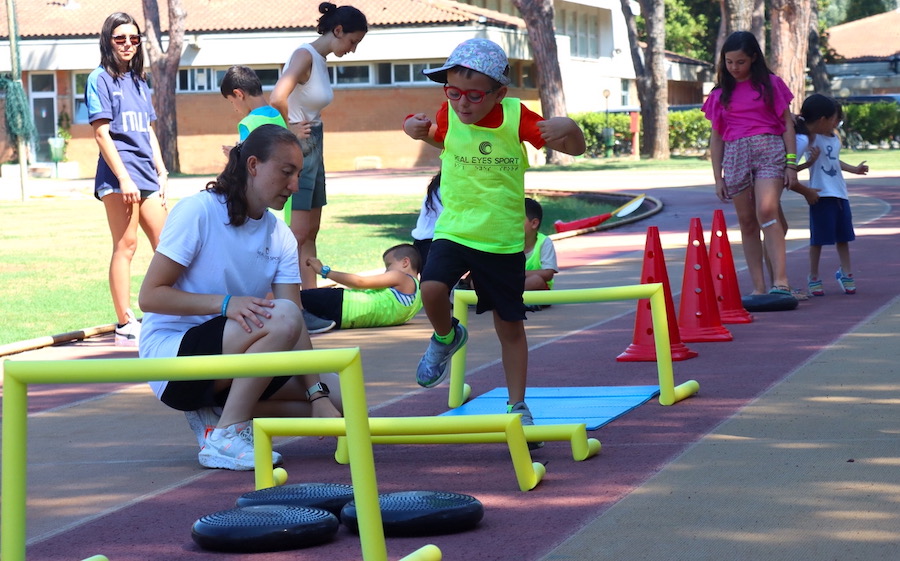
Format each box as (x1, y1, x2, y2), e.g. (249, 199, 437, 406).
(702, 31, 798, 297)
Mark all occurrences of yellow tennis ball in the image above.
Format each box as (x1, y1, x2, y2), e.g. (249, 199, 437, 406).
(273, 467, 288, 486)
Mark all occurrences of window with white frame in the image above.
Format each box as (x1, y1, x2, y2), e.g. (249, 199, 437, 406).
(557, 7, 603, 60)
(327, 64, 371, 85)
(461, 0, 515, 17)
(392, 62, 443, 84)
(587, 14, 599, 59)
(177, 67, 281, 93)
(73, 72, 90, 124)
(178, 68, 214, 92)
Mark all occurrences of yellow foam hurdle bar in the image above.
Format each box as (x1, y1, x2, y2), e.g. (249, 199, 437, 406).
(258, 414, 548, 492)
(333, 421, 600, 465)
(1, 349, 438, 561)
(448, 284, 700, 408)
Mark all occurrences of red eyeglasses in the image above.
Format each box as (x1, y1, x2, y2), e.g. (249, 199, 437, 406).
(112, 34, 142, 47)
(443, 85, 499, 104)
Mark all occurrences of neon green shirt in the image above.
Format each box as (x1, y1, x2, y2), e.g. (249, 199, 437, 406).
(238, 106, 287, 141)
(525, 232, 554, 289)
(436, 97, 528, 254)
(341, 276, 422, 329)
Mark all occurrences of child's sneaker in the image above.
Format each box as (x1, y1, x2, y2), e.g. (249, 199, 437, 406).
(835, 269, 856, 294)
(198, 421, 282, 470)
(114, 308, 140, 347)
(185, 407, 222, 448)
(303, 310, 336, 334)
(508, 401, 543, 450)
(416, 318, 468, 388)
(807, 276, 825, 297)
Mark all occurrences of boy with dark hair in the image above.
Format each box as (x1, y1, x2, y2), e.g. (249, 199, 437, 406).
(220, 65, 287, 145)
(524, 197, 558, 293)
(403, 38, 585, 443)
(302, 244, 423, 329)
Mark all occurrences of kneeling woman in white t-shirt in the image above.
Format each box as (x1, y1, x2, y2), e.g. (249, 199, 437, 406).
(139, 124, 341, 471)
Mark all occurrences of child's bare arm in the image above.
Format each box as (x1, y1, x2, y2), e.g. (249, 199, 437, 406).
(797, 146, 820, 172)
(840, 160, 868, 175)
(537, 117, 586, 156)
(403, 114, 443, 149)
(790, 182, 820, 205)
(307, 258, 408, 290)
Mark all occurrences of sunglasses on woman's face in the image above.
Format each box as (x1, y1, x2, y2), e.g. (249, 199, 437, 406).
(112, 34, 141, 47)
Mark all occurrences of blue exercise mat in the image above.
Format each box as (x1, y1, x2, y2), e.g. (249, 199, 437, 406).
(440, 386, 661, 430)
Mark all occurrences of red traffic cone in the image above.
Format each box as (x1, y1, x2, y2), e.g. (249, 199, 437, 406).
(678, 218, 733, 342)
(618, 226, 698, 362)
(709, 209, 753, 324)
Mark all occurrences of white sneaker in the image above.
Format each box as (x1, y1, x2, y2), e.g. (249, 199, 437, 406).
(198, 421, 282, 470)
(114, 309, 140, 347)
(184, 407, 222, 448)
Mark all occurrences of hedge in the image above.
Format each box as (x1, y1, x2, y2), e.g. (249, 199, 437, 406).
(572, 101, 899, 156)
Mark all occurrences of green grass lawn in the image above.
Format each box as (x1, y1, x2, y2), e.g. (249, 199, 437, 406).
(0, 191, 617, 346)
(3, 150, 896, 347)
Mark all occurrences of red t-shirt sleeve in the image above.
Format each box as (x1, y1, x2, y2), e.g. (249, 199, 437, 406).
(433, 101, 546, 148)
(434, 102, 450, 143)
(519, 104, 545, 149)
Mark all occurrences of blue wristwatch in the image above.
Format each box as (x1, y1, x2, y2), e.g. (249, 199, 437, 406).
(320, 265, 331, 279)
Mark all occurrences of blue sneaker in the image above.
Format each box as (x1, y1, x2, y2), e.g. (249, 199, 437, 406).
(835, 269, 856, 294)
(416, 318, 468, 388)
(508, 401, 543, 450)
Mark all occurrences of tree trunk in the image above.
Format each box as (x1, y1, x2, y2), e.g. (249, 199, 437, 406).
(715, 1, 728, 61)
(717, 0, 766, 70)
(807, 1, 831, 94)
(642, 0, 669, 159)
(620, 0, 649, 152)
(751, 0, 766, 53)
(722, 0, 753, 34)
(769, 0, 811, 114)
(622, 0, 668, 159)
(142, 0, 185, 173)
(512, 0, 572, 165)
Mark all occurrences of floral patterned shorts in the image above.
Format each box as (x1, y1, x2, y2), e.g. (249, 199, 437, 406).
(722, 134, 785, 197)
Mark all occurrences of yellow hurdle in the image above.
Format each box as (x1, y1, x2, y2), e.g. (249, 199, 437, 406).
(257, 414, 549, 492)
(333, 422, 600, 466)
(1, 349, 438, 561)
(448, 284, 700, 409)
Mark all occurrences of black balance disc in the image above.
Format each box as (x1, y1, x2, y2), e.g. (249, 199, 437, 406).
(191, 505, 338, 552)
(341, 490, 484, 537)
(741, 293, 799, 312)
(237, 483, 355, 517)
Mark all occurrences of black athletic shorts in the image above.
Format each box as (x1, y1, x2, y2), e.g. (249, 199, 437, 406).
(423, 239, 526, 322)
(299, 287, 344, 328)
(159, 316, 291, 411)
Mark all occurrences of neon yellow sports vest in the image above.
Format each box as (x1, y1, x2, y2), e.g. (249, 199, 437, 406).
(238, 106, 287, 141)
(437, 97, 528, 253)
(525, 232, 554, 289)
(340, 277, 422, 329)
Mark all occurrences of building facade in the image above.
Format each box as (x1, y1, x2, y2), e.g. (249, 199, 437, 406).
(1, 0, 707, 177)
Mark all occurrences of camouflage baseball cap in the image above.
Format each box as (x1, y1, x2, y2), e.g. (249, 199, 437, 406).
(423, 38, 511, 86)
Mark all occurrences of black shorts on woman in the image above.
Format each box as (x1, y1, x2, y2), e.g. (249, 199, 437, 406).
(158, 316, 290, 411)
